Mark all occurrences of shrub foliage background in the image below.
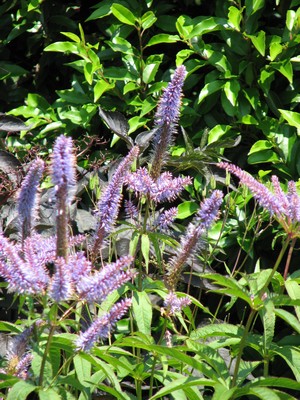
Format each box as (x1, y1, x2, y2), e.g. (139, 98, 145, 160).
(1, 0, 300, 399)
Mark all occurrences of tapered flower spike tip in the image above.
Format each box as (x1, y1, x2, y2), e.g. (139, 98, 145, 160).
(51, 135, 76, 205)
(155, 65, 187, 127)
(151, 65, 187, 180)
(17, 158, 44, 243)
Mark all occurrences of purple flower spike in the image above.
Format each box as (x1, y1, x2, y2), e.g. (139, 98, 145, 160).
(76, 255, 135, 303)
(92, 146, 139, 257)
(151, 65, 187, 180)
(126, 168, 192, 203)
(196, 190, 224, 229)
(155, 65, 187, 127)
(51, 135, 76, 205)
(156, 207, 178, 230)
(287, 181, 300, 223)
(218, 162, 286, 217)
(164, 291, 191, 316)
(18, 158, 44, 242)
(76, 298, 132, 352)
(167, 190, 223, 290)
(48, 257, 73, 302)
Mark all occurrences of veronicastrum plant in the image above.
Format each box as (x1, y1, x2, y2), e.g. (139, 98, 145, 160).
(1, 63, 300, 400)
(0, 66, 225, 399)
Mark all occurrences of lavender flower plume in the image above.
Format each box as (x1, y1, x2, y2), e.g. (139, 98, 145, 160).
(0, 234, 49, 295)
(150, 65, 187, 180)
(76, 255, 135, 303)
(92, 146, 139, 258)
(166, 190, 223, 290)
(156, 207, 178, 230)
(218, 162, 285, 217)
(51, 135, 76, 204)
(125, 168, 192, 203)
(287, 181, 300, 223)
(18, 158, 44, 243)
(48, 257, 73, 302)
(51, 135, 77, 260)
(75, 298, 132, 352)
(164, 291, 191, 316)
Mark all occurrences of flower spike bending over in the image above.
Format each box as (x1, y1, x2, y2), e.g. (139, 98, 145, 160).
(166, 190, 223, 291)
(150, 65, 187, 180)
(18, 158, 44, 243)
(75, 298, 132, 352)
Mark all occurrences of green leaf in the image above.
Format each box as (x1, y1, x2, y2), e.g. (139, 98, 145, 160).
(285, 279, 300, 321)
(86, 3, 112, 21)
(7, 381, 37, 400)
(44, 41, 79, 54)
(228, 6, 242, 31)
(110, 4, 136, 26)
(146, 34, 180, 47)
(94, 80, 115, 102)
(61, 31, 80, 43)
(142, 54, 163, 84)
(198, 80, 224, 104)
(149, 376, 216, 399)
(279, 109, 300, 129)
(260, 299, 275, 353)
(39, 388, 61, 400)
(247, 30, 266, 56)
(271, 344, 300, 381)
(271, 60, 293, 83)
(275, 308, 300, 334)
(223, 80, 240, 107)
(188, 17, 227, 38)
(246, 0, 265, 15)
(132, 291, 152, 335)
(109, 36, 134, 55)
(286, 10, 296, 31)
(141, 233, 150, 271)
(141, 11, 157, 30)
(74, 353, 91, 385)
(177, 201, 199, 219)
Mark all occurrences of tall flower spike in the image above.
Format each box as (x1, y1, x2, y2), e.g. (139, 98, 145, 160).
(150, 65, 187, 180)
(48, 257, 73, 302)
(91, 146, 139, 259)
(17, 158, 44, 244)
(218, 162, 286, 217)
(166, 190, 223, 291)
(51, 135, 76, 260)
(75, 298, 132, 352)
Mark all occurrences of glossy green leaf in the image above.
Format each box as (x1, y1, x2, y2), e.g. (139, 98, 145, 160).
(247, 30, 266, 56)
(228, 6, 242, 31)
(223, 80, 240, 107)
(286, 10, 296, 31)
(146, 34, 180, 47)
(198, 80, 224, 104)
(285, 279, 300, 321)
(177, 201, 199, 219)
(132, 291, 152, 335)
(94, 80, 115, 102)
(271, 60, 293, 83)
(275, 308, 300, 334)
(111, 4, 136, 26)
(141, 11, 157, 30)
(44, 41, 79, 54)
(142, 54, 163, 84)
(188, 17, 227, 38)
(86, 3, 112, 21)
(279, 109, 300, 129)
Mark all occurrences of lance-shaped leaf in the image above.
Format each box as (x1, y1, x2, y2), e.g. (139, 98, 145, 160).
(99, 107, 133, 148)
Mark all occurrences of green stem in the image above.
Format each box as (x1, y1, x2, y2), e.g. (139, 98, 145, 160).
(39, 304, 58, 387)
(231, 308, 256, 388)
(283, 237, 296, 281)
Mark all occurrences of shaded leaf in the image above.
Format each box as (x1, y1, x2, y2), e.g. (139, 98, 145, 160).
(0, 113, 30, 132)
(98, 107, 133, 148)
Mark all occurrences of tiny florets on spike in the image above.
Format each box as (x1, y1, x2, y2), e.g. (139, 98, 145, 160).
(18, 158, 44, 242)
(76, 255, 135, 303)
(155, 65, 187, 127)
(166, 190, 223, 290)
(287, 181, 300, 223)
(218, 162, 286, 217)
(51, 135, 76, 205)
(150, 65, 187, 180)
(48, 257, 73, 302)
(124, 200, 139, 221)
(92, 146, 139, 257)
(196, 189, 223, 229)
(164, 291, 191, 316)
(125, 168, 191, 203)
(75, 298, 132, 352)
(156, 207, 178, 230)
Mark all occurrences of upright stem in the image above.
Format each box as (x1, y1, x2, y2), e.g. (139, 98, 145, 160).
(283, 237, 296, 280)
(56, 187, 69, 261)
